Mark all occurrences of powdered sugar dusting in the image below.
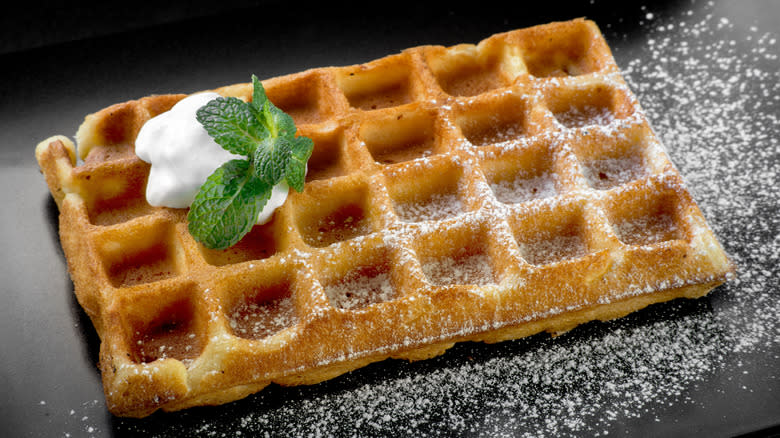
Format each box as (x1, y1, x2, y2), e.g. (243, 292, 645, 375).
(395, 193, 464, 222)
(229, 295, 298, 339)
(554, 104, 616, 129)
(490, 172, 558, 204)
(324, 267, 397, 310)
(620, 4, 780, 360)
(580, 156, 647, 190)
(422, 252, 495, 286)
(613, 212, 679, 246)
(519, 234, 588, 266)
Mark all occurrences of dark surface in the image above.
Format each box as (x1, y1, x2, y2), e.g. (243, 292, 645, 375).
(2, 1, 779, 437)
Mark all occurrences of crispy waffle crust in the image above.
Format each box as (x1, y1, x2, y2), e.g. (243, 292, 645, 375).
(35, 19, 734, 417)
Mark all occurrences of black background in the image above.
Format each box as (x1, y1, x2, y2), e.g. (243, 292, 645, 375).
(1, 1, 778, 436)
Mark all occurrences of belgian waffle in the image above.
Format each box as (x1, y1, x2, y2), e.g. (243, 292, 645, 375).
(35, 19, 734, 418)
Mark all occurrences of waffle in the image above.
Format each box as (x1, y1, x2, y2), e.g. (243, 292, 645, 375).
(35, 19, 734, 418)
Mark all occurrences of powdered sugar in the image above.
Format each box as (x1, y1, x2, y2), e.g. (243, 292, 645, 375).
(619, 4, 780, 360)
(324, 267, 397, 310)
(229, 295, 298, 339)
(518, 234, 588, 266)
(580, 156, 647, 190)
(422, 252, 495, 286)
(613, 212, 679, 246)
(554, 104, 616, 129)
(395, 193, 464, 222)
(490, 172, 558, 204)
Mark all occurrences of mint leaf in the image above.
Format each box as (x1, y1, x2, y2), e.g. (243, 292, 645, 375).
(250, 76, 296, 138)
(250, 75, 269, 112)
(188, 74, 314, 249)
(196, 97, 267, 156)
(187, 159, 271, 250)
(263, 99, 297, 138)
(286, 136, 314, 192)
(253, 136, 292, 186)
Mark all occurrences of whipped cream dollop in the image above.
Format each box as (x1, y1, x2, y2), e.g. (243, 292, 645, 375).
(135, 92, 289, 225)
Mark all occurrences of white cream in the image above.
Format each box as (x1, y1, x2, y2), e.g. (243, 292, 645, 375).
(135, 92, 289, 225)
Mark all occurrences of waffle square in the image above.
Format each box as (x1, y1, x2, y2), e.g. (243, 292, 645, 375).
(35, 18, 734, 417)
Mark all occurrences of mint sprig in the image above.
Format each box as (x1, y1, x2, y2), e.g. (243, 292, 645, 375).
(187, 75, 313, 250)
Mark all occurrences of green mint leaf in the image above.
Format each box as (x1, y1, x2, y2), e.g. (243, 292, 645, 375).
(188, 74, 316, 249)
(263, 100, 297, 138)
(252, 136, 292, 186)
(187, 159, 272, 250)
(250, 76, 296, 138)
(250, 75, 269, 112)
(286, 136, 314, 192)
(196, 96, 267, 156)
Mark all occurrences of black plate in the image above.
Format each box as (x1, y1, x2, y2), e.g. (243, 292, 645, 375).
(2, 1, 779, 436)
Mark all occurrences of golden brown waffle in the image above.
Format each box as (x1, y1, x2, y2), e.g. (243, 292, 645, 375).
(35, 19, 734, 418)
